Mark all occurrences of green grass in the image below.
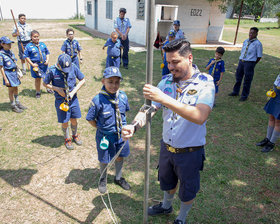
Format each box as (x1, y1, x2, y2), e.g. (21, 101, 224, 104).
(0, 19, 280, 223)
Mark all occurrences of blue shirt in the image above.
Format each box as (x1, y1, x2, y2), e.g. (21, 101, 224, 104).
(43, 64, 84, 100)
(239, 38, 263, 62)
(114, 17, 132, 35)
(166, 29, 184, 41)
(163, 40, 169, 64)
(104, 38, 121, 57)
(86, 88, 130, 135)
(206, 58, 225, 79)
(13, 22, 32, 42)
(0, 49, 17, 70)
(61, 39, 82, 58)
(24, 42, 50, 63)
(153, 65, 215, 148)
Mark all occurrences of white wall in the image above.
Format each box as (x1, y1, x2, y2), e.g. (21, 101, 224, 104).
(0, 0, 84, 19)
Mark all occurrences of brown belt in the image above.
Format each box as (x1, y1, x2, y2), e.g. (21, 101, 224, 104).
(165, 143, 203, 153)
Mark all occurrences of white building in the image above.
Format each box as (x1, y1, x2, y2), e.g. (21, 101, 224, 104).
(84, 0, 226, 45)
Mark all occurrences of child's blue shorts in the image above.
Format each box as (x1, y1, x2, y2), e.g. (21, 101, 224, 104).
(55, 95, 81, 123)
(158, 140, 205, 202)
(96, 129, 130, 163)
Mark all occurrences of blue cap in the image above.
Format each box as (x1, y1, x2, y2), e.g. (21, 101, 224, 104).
(0, 36, 14, 44)
(57, 54, 72, 73)
(173, 20, 180, 26)
(168, 30, 176, 37)
(103, 66, 122, 79)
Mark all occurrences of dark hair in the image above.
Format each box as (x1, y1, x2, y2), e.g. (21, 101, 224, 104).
(31, 30, 40, 37)
(119, 8, 127, 13)
(66, 28, 74, 35)
(163, 38, 191, 57)
(216, 46, 225, 55)
(250, 27, 259, 33)
(0, 42, 3, 50)
(18, 14, 26, 19)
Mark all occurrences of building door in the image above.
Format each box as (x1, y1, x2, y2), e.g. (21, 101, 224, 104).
(94, 0, 98, 29)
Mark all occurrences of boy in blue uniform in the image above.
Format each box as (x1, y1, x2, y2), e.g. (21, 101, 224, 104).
(205, 47, 225, 104)
(161, 30, 176, 78)
(61, 28, 83, 69)
(0, 36, 27, 113)
(103, 31, 122, 68)
(43, 54, 85, 150)
(86, 66, 131, 194)
(12, 13, 32, 75)
(24, 30, 50, 98)
(114, 8, 132, 69)
(166, 20, 185, 41)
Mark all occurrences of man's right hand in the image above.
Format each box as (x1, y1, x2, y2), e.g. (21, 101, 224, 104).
(122, 125, 135, 140)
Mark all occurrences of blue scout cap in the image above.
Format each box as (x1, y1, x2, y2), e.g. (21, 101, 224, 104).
(168, 30, 176, 37)
(173, 20, 180, 26)
(58, 54, 72, 73)
(0, 36, 14, 44)
(103, 66, 122, 80)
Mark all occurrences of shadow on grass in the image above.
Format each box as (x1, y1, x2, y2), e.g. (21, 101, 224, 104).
(0, 102, 11, 112)
(20, 88, 50, 98)
(32, 135, 64, 148)
(65, 168, 100, 191)
(0, 168, 84, 223)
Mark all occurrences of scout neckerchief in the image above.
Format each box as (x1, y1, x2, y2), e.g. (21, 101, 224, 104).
(120, 18, 125, 34)
(243, 38, 257, 60)
(211, 59, 221, 76)
(173, 72, 199, 119)
(68, 39, 74, 58)
(100, 88, 122, 139)
(17, 22, 27, 39)
(55, 64, 70, 103)
(33, 42, 44, 63)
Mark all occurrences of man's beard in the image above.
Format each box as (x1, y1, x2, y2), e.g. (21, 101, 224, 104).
(171, 70, 188, 83)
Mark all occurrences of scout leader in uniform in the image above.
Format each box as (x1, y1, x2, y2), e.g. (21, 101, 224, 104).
(43, 54, 85, 150)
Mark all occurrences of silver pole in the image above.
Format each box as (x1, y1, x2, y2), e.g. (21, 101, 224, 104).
(76, 0, 80, 19)
(143, 0, 155, 223)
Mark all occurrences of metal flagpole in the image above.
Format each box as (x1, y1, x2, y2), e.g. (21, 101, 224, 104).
(143, 0, 155, 223)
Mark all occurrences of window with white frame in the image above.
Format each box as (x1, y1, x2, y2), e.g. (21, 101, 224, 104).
(106, 0, 113, 19)
(87, 1, 92, 15)
(137, 0, 145, 20)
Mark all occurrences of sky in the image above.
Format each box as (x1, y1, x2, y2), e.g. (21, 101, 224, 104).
(0, 0, 85, 19)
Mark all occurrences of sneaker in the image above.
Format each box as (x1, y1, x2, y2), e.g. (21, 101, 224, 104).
(72, 134, 82, 145)
(256, 137, 269, 147)
(22, 70, 26, 75)
(114, 177, 131, 190)
(148, 202, 173, 216)
(228, 92, 238, 96)
(123, 65, 128, 69)
(98, 177, 107, 194)
(174, 220, 185, 224)
(261, 141, 275, 153)
(65, 138, 74, 150)
(239, 97, 247, 102)
(35, 93, 41, 98)
(16, 102, 27, 110)
(11, 105, 23, 113)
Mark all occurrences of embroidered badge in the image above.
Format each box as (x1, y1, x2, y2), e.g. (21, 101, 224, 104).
(7, 61, 11, 66)
(198, 74, 208, 81)
(164, 87, 172, 95)
(112, 68, 117, 73)
(66, 61, 69, 67)
(166, 80, 172, 84)
(187, 89, 197, 95)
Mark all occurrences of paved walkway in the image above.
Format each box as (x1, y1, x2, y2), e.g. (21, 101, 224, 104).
(75, 25, 241, 52)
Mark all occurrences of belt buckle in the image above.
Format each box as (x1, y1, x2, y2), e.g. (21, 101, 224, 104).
(241, 60, 244, 62)
(168, 146, 176, 153)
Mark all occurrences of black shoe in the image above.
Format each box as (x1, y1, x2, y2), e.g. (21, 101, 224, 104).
(98, 177, 107, 194)
(114, 177, 131, 190)
(11, 105, 23, 113)
(228, 92, 238, 96)
(36, 93, 41, 98)
(148, 202, 173, 216)
(239, 97, 247, 101)
(256, 138, 270, 147)
(174, 219, 185, 224)
(261, 141, 275, 153)
(123, 65, 128, 69)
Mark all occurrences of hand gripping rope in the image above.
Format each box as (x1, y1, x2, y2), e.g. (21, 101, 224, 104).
(98, 104, 155, 224)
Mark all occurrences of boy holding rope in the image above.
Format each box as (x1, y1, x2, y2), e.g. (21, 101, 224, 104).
(43, 54, 85, 150)
(86, 66, 131, 194)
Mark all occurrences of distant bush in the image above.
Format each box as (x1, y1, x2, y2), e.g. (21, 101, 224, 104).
(69, 13, 85, 20)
